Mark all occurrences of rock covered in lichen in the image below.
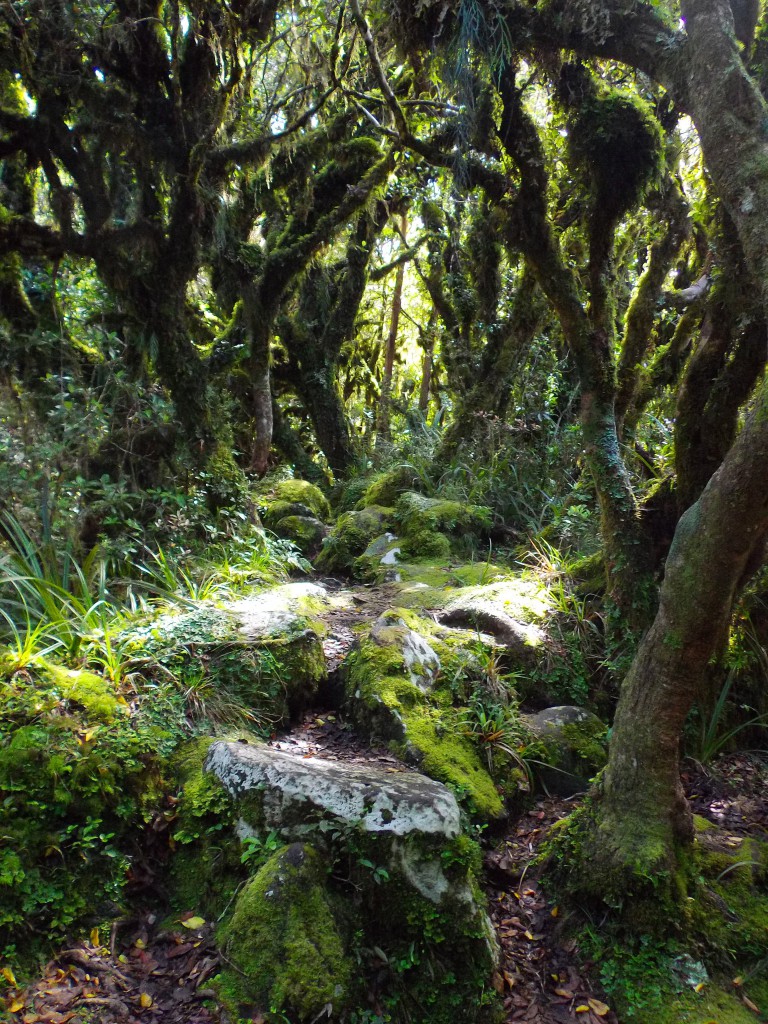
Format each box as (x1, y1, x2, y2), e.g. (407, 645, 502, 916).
(394, 491, 491, 533)
(439, 579, 550, 665)
(266, 478, 331, 521)
(207, 742, 500, 1022)
(270, 513, 328, 557)
(356, 465, 423, 508)
(316, 506, 393, 573)
(206, 739, 462, 847)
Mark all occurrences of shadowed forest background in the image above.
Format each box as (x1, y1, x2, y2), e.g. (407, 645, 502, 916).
(2, 1, 768, 1022)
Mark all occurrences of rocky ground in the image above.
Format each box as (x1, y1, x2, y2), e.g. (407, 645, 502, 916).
(7, 476, 768, 1024)
(17, 744, 767, 1024)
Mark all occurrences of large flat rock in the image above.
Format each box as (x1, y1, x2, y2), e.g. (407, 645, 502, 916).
(206, 740, 461, 839)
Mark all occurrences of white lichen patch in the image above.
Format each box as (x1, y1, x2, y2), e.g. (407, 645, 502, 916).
(205, 741, 461, 839)
(231, 582, 329, 639)
(401, 629, 440, 690)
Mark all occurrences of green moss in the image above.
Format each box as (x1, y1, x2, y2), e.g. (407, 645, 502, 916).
(37, 660, 122, 721)
(272, 514, 326, 555)
(399, 528, 452, 561)
(123, 599, 326, 725)
(168, 737, 242, 917)
(399, 711, 504, 819)
(692, 827, 768, 961)
(218, 843, 352, 1021)
(316, 507, 392, 573)
(344, 626, 504, 820)
(650, 986, 767, 1024)
(359, 872, 500, 1023)
(534, 719, 607, 777)
(204, 440, 249, 512)
(272, 479, 331, 521)
(358, 466, 423, 508)
(567, 74, 664, 224)
(0, 657, 184, 961)
(394, 492, 492, 542)
(261, 498, 316, 528)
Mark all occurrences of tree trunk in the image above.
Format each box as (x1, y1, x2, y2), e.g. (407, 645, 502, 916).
(271, 399, 329, 485)
(681, 0, 768, 311)
(418, 314, 436, 414)
(497, 77, 654, 620)
(297, 366, 357, 476)
(244, 288, 274, 477)
(553, 386, 768, 909)
(375, 216, 407, 449)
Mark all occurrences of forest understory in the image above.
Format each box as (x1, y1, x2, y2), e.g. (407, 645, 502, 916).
(5, 0, 768, 1020)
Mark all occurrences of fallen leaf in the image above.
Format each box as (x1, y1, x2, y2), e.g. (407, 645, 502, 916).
(554, 988, 574, 999)
(166, 943, 194, 960)
(588, 997, 610, 1016)
(550, 905, 559, 918)
(743, 996, 759, 1013)
(695, 982, 706, 993)
(575, 1006, 590, 1014)
(90, 928, 99, 948)
(2, 967, 17, 986)
(139, 992, 153, 1008)
(8, 997, 24, 1012)
(181, 917, 206, 931)
(733, 977, 744, 987)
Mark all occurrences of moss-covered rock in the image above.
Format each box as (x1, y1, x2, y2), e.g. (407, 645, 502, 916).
(357, 466, 424, 509)
(218, 843, 352, 1021)
(399, 528, 452, 561)
(438, 579, 550, 665)
(167, 736, 243, 918)
(394, 492, 492, 545)
(0, 656, 179, 959)
(122, 582, 329, 726)
(522, 706, 608, 795)
(343, 611, 507, 820)
(207, 741, 500, 1023)
(386, 561, 511, 611)
(260, 499, 317, 529)
(693, 822, 768, 961)
(272, 514, 328, 557)
(270, 479, 331, 521)
(316, 506, 393, 573)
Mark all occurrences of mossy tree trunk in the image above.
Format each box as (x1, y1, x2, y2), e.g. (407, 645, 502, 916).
(375, 214, 407, 450)
(497, 76, 654, 620)
(212, 145, 393, 475)
(437, 266, 544, 459)
(277, 211, 386, 475)
(615, 179, 690, 433)
(555, 388, 768, 905)
(418, 312, 437, 414)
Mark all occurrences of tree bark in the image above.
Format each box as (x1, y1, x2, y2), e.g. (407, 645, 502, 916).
(376, 215, 407, 449)
(564, 386, 768, 902)
(498, 77, 654, 618)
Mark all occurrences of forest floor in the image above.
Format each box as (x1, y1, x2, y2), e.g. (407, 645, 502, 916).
(12, 575, 768, 1024)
